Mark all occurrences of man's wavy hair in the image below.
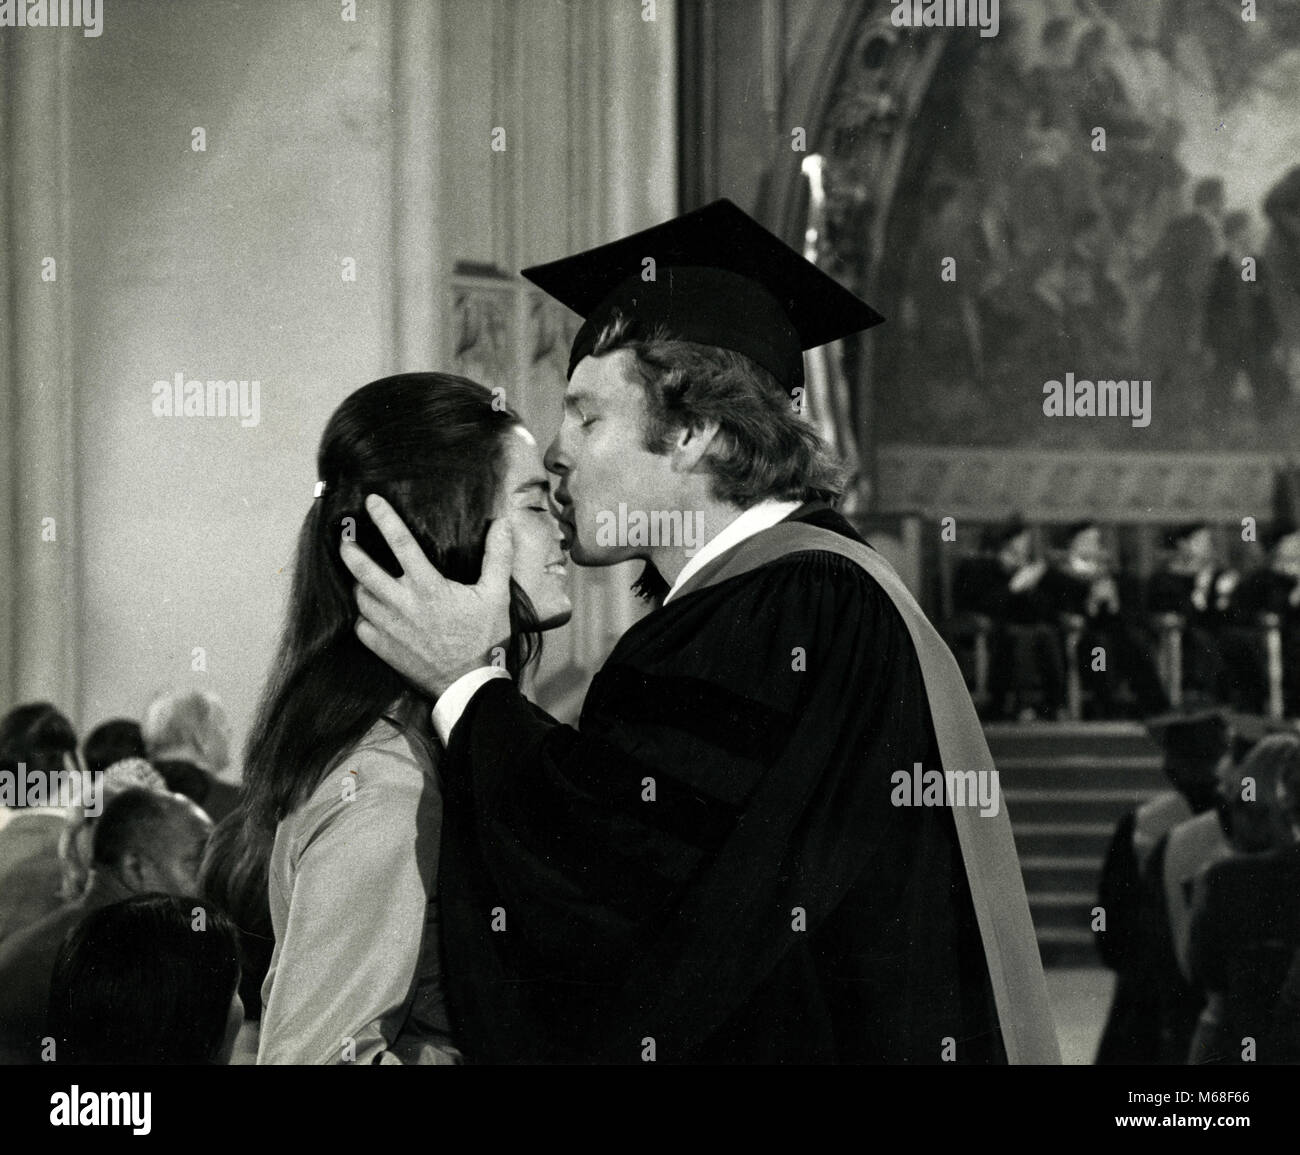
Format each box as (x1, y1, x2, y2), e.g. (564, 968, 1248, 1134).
(591, 312, 846, 506)
(590, 312, 846, 599)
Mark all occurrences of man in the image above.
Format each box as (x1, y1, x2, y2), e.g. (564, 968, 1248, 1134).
(1153, 716, 1289, 984)
(1206, 211, 1283, 420)
(0, 703, 79, 943)
(1093, 711, 1228, 1064)
(1139, 176, 1224, 399)
(1038, 521, 1168, 718)
(951, 516, 1063, 719)
(1224, 519, 1300, 715)
(141, 689, 240, 823)
(1189, 734, 1300, 1063)
(342, 200, 1057, 1064)
(0, 787, 213, 1063)
(1145, 523, 1233, 704)
(81, 717, 146, 777)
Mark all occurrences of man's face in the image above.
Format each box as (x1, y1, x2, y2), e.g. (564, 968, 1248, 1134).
(544, 350, 682, 567)
(134, 798, 213, 896)
(1069, 527, 1104, 569)
(1275, 532, 1300, 576)
(1178, 528, 1213, 569)
(998, 531, 1032, 571)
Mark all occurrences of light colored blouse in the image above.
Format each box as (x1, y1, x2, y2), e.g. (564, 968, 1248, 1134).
(257, 708, 457, 1065)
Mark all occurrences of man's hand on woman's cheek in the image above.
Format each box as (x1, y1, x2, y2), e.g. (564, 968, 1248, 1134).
(339, 493, 514, 699)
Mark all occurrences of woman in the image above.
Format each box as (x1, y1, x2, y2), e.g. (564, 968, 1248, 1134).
(47, 893, 243, 1065)
(1188, 734, 1300, 1063)
(245, 373, 571, 1064)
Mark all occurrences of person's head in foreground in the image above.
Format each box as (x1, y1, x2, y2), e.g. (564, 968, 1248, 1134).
(81, 718, 147, 778)
(47, 893, 242, 1065)
(141, 689, 232, 774)
(1221, 734, 1300, 854)
(243, 372, 571, 829)
(89, 787, 215, 898)
(0, 701, 77, 783)
(1147, 710, 1229, 814)
(57, 760, 174, 902)
(521, 199, 882, 592)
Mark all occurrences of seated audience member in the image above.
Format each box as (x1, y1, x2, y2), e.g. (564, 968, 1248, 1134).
(1266, 947, 1300, 1064)
(199, 812, 274, 1033)
(0, 788, 213, 1063)
(0, 703, 79, 942)
(47, 894, 242, 1065)
(1222, 520, 1300, 713)
(81, 718, 147, 777)
(952, 516, 1064, 719)
(142, 689, 240, 822)
(1188, 734, 1300, 1063)
(57, 758, 168, 903)
(1094, 711, 1229, 1064)
(1145, 523, 1232, 703)
(1124, 715, 1291, 1065)
(1039, 522, 1168, 718)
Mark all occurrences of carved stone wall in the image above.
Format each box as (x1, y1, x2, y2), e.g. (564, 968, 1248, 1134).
(878, 445, 1284, 523)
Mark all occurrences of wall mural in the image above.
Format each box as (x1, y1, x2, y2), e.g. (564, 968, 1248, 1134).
(821, 0, 1300, 455)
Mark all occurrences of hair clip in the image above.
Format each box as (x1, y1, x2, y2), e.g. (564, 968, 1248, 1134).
(313, 481, 327, 499)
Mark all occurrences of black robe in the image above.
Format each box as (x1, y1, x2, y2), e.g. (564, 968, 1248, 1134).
(437, 504, 1005, 1064)
(1190, 843, 1300, 1063)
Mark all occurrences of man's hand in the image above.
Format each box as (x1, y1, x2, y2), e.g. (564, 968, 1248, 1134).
(339, 493, 514, 699)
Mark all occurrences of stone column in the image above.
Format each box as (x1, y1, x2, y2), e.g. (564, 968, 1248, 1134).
(1, 31, 81, 718)
(390, 0, 445, 370)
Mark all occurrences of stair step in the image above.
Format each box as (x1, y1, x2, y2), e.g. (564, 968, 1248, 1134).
(1014, 827, 1117, 857)
(1028, 901, 1097, 930)
(1029, 891, 1096, 906)
(1021, 856, 1103, 871)
(1006, 788, 1154, 804)
(985, 721, 1159, 761)
(1036, 927, 1095, 943)
(1016, 822, 1114, 836)
(997, 756, 1163, 770)
(1008, 798, 1144, 826)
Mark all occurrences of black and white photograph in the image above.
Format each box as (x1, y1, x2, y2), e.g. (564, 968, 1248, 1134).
(0, 0, 1296, 1136)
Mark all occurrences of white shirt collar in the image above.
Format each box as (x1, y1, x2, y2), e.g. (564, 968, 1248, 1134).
(663, 498, 804, 605)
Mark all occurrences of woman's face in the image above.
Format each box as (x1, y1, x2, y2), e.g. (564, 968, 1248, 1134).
(498, 426, 572, 630)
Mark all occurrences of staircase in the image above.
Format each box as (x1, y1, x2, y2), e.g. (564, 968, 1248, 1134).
(987, 721, 1168, 967)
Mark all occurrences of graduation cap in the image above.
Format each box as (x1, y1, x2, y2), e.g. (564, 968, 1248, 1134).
(1145, 709, 1229, 770)
(521, 199, 885, 391)
(1162, 522, 1210, 551)
(980, 514, 1029, 553)
(1048, 520, 1099, 551)
(1262, 517, 1300, 553)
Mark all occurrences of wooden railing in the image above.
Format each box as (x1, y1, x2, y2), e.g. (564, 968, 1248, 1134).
(947, 611, 1289, 721)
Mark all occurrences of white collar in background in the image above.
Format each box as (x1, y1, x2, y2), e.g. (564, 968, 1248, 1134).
(663, 498, 803, 605)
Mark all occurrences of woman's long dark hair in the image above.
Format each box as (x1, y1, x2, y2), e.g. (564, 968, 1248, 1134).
(242, 373, 542, 831)
(48, 894, 241, 1065)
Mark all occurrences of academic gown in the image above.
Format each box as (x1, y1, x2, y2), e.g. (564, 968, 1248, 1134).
(1224, 569, 1300, 713)
(437, 504, 1007, 1064)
